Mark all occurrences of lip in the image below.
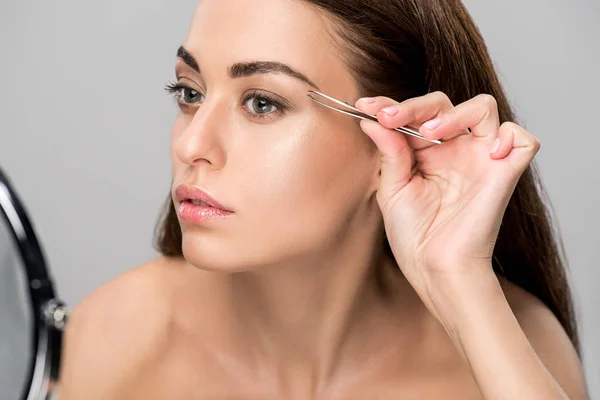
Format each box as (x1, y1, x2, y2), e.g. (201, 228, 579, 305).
(174, 184, 233, 212)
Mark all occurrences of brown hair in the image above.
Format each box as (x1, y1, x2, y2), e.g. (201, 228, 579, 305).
(155, 0, 580, 355)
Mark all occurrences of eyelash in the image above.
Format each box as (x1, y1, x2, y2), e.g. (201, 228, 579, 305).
(164, 81, 288, 121)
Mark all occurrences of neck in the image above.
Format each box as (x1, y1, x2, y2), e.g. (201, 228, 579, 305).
(193, 234, 419, 392)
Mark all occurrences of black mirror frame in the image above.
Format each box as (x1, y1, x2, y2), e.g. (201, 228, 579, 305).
(0, 167, 67, 400)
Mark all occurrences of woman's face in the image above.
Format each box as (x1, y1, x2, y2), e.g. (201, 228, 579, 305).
(170, 0, 381, 271)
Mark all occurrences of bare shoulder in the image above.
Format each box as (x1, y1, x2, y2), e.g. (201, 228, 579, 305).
(58, 256, 185, 400)
(65, 256, 181, 338)
(499, 278, 590, 400)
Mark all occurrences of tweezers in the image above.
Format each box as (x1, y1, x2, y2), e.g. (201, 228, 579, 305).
(307, 90, 442, 145)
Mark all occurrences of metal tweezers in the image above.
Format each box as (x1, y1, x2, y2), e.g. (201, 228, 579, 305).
(307, 90, 442, 145)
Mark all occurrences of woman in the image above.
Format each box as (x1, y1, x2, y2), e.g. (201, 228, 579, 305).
(58, 0, 589, 398)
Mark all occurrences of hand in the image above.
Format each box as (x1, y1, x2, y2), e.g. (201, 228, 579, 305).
(355, 92, 540, 321)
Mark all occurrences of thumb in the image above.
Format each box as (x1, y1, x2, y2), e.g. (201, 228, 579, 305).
(360, 120, 415, 201)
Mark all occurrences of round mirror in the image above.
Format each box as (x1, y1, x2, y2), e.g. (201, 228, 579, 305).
(0, 167, 68, 400)
(0, 200, 33, 398)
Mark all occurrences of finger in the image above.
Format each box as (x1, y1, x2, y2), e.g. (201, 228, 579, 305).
(419, 94, 500, 142)
(357, 92, 455, 150)
(372, 91, 454, 130)
(493, 122, 541, 170)
(356, 96, 429, 149)
(490, 125, 514, 160)
(355, 96, 399, 115)
(359, 119, 415, 202)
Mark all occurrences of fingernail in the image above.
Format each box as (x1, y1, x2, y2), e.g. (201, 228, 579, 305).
(359, 97, 376, 104)
(491, 138, 500, 153)
(381, 106, 399, 116)
(422, 118, 442, 130)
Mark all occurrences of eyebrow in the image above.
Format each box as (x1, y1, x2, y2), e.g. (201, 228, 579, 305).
(176, 46, 200, 72)
(176, 46, 320, 90)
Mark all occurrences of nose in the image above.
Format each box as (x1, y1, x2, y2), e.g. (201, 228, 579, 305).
(173, 100, 227, 169)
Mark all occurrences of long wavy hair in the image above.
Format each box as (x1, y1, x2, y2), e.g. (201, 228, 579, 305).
(154, 0, 581, 355)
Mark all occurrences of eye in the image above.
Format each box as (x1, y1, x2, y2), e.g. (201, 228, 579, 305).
(164, 82, 205, 106)
(242, 90, 289, 120)
(180, 87, 205, 104)
(244, 96, 278, 115)
(175, 86, 205, 105)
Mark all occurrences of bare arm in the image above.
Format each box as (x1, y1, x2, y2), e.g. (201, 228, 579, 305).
(431, 267, 589, 400)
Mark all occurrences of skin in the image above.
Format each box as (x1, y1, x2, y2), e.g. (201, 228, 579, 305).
(57, 0, 589, 399)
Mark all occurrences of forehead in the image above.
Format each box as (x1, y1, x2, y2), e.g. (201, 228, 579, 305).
(183, 0, 356, 93)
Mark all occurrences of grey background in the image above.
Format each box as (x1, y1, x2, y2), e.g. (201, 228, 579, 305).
(0, 0, 597, 396)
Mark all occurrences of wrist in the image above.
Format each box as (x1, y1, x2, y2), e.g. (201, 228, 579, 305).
(427, 265, 504, 340)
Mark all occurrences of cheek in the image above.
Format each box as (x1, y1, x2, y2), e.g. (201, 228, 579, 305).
(242, 122, 374, 221)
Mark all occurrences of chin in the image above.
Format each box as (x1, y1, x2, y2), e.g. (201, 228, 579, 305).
(179, 225, 323, 273)
(181, 236, 242, 272)
(180, 232, 276, 273)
